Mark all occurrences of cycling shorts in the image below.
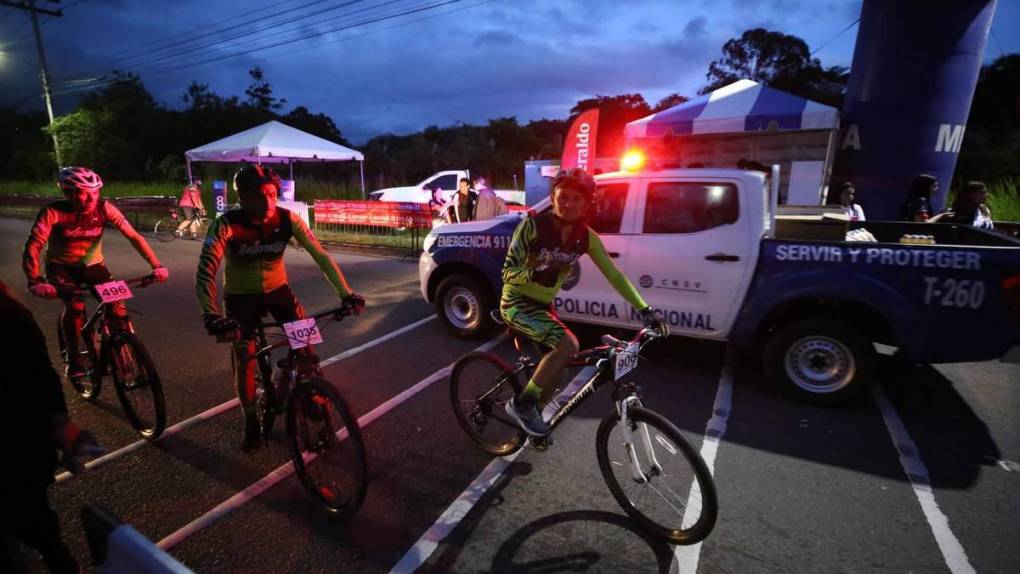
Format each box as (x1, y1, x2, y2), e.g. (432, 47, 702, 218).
(499, 292, 568, 349)
(46, 263, 114, 296)
(224, 285, 306, 338)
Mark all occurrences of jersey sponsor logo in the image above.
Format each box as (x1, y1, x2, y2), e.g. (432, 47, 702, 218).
(238, 240, 288, 256)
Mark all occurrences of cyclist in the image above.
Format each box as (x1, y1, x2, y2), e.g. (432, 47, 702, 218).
(176, 178, 207, 239)
(501, 168, 667, 436)
(195, 164, 364, 453)
(22, 167, 170, 379)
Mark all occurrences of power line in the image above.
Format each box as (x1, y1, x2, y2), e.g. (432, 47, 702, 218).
(811, 17, 860, 57)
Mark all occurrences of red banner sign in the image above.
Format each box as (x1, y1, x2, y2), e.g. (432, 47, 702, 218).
(314, 200, 432, 229)
(561, 108, 599, 173)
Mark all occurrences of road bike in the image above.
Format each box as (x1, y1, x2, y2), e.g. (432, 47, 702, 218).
(56, 274, 167, 440)
(154, 207, 211, 242)
(222, 304, 367, 517)
(450, 313, 718, 544)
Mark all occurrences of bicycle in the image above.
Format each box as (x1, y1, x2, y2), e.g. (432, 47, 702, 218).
(56, 274, 167, 440)
(154, 207, 211, 242)
(450, 313, 718, 544)
(219, 304, 367, 517)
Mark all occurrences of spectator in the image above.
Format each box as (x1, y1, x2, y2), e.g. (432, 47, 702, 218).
(902, 174, 937, 222)
(177, 178, 207, 239)
(837, 182, 866, 221)
(444, 177, 478, 223)
(473, 175, 508, 220)
(0, 280, 81, 574)
(934, 181, 994, 230)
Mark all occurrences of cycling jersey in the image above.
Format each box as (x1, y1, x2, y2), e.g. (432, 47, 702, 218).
(179, 185, 203, 209)
(501, 211, 647, 309)
(196, 207, 352, 315)
(23, 199, 161, 285)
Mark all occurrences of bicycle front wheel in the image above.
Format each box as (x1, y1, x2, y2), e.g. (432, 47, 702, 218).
(153, 218, 178, 242)
(449, 352, 525, 456)
(108, 332, 167, 439)
(287, 378, 367, 518)
(596, 406, 717, 545)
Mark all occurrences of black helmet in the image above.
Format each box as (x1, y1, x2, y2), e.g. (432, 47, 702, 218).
(552, 168, 596, 201)
(233, 164, 281, 193)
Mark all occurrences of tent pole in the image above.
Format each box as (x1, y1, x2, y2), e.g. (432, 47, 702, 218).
(186, 158, 193, 184)
(360, 160, 366, 199)
(289, 159, 294, 180)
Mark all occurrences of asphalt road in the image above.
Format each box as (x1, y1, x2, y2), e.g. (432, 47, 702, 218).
(1, 216, 1017, 573)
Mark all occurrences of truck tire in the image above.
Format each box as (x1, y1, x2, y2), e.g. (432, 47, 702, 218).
(763, 318, 875, 405)
(435, 274, 495, 339)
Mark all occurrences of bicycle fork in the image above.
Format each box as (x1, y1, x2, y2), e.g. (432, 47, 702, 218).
(617, 395, 663, 484)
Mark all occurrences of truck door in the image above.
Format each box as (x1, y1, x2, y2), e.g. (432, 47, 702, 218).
(625, 179, 754, 339)
(554, 181, 637, 328)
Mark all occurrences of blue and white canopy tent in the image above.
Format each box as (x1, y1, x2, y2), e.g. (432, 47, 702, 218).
(625, 80, 841, 204)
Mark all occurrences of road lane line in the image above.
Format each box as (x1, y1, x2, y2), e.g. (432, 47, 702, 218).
(671, 345, 736, 574)
(390, 367, 596, 573)
(873, 386, 975, 574)
(55, 316, 435, 483)
(158, 335, 505, 551)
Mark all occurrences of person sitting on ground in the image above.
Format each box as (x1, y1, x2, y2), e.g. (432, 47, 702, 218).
(473, 175, 508, 220)
(931, 181, 994, 230)
(177, 178, 207, 239)
(837, 182, 866, 221)
(901, 174, 937, 222)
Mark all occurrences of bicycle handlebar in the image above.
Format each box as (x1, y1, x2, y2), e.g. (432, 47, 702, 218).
(573, 327, 661, 363)
(55, 273, 162, 299)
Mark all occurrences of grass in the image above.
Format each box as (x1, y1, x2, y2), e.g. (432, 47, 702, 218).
(985, 178, 1020, 221)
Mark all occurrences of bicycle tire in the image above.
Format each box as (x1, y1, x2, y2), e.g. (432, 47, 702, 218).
(153, 218, 179, 242)
(108, 332, 167, 439)
(56, 317, 103, 400)
(596, 406, 718, 545)
(256, 354, 279, 437)
(287, 377, 367, 518)
(449, 351, 526, 456)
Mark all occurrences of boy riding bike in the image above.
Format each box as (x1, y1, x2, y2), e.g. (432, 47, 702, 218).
(195, 164, 364, 453)
(22, 167, 170, 379)
(502, 168, 667, 436)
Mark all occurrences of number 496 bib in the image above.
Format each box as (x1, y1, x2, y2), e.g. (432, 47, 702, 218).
(95, 280, 133, 304)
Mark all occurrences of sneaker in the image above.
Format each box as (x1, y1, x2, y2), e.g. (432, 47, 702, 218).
(241, 416, 263, 453)
(505, 397, 550, 436)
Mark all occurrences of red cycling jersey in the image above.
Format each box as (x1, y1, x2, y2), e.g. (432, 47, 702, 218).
(22, 199, 161, 285)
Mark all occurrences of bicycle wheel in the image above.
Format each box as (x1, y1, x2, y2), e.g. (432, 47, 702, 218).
(287, 377, 367, 517)
(57, 318, 103, 400)
(596, 406, 717, 545)
(194, 216, 212, 239)
(449, 352, 526, 456)
(108, 332, 167, 439)
(153, 218, 179, 242)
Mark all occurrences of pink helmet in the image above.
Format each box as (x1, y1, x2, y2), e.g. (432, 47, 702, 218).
(57, 166, 103, 193)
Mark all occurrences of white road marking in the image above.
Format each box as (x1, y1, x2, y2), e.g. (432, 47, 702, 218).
(158, 335, 505, 551)
(54, 316, 435, 483)
(671, 345, 736, 574)
(390, 367, 596, 573)
(873, 386, 975, 574)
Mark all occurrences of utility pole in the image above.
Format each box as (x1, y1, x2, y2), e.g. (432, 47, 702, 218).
(0, 0, 63, 166)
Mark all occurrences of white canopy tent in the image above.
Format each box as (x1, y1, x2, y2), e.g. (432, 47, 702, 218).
(184, 120, 366, 194)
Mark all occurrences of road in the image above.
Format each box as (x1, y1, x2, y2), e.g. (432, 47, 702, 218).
(1, 216, 1017, 573)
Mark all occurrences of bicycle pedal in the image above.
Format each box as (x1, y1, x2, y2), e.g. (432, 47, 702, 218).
(527, 436, 554, 451)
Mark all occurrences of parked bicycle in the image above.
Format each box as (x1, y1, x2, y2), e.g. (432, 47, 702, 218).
(56, 274, 167, 439)
(218, 304, 367, 517)
(450, 313, 718, 544)
(154, 207, 211, 242)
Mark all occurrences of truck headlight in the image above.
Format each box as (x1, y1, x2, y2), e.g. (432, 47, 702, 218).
(422, 231, 437, 253)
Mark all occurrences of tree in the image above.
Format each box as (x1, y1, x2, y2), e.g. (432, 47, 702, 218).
(245, 66, 286, 111)
(652, 93, 689, 113)
(703, 28, 847, 106)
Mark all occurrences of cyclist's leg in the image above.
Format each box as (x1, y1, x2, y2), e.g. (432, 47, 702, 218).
(175, 206, 193, 233)
(224, 295, 264, 452)
(81, 264, 128, 332)
(46, 264, 86, 370)
(501, 296, 577, 403)
(266, 285, 316, 367)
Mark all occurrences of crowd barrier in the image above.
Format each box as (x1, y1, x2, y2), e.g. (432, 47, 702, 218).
(81, 503, 192, 573)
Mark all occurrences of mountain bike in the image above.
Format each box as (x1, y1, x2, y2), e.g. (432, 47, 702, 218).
(222, 304, 367, 517)
(154, 207, 211, 242)
(56, 274, 167, 439)
(450, 314, 718, 544)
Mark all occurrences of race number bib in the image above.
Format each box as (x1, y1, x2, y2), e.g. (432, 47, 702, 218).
(282, 318, 323, 349)
(95, 280, 133, 304)
(613, 342, 640, 381)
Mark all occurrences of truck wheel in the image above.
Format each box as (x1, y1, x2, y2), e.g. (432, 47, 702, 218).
(763, 318, 875, 405)
(435, 274, 495, 339)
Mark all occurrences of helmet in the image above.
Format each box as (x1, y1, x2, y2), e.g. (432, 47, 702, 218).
(57, 166, 103, 193)
(233, 164, 281, 193)
(552, 168, 596, 201)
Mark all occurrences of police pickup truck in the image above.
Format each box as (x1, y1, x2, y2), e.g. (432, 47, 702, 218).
(418, 167, 1020, 404)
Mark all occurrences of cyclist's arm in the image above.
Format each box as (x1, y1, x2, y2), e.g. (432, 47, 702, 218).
(22, 206, 56, 285)
(289, 211, 353, 299)
(502, 217, 536, 285)
(193, 189, 205, 210)
(587, 228, 648, 310)
(195, 216, 229, 315)
(104, 202, 162, 269)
